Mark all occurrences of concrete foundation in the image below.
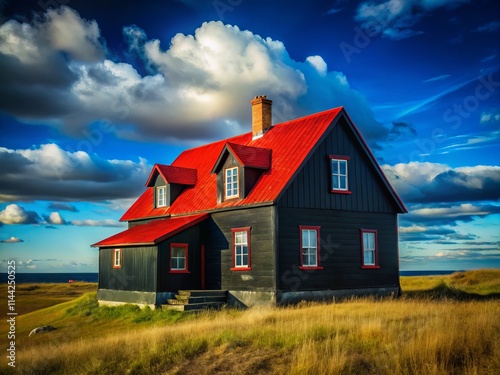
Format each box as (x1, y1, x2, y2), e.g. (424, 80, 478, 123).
(277, 287, 400, 305)
(228, 290, 277, 307)
(97, 289, 174, 308)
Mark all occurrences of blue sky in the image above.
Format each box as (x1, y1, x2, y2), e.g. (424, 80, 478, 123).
(0, 0, 499, 273)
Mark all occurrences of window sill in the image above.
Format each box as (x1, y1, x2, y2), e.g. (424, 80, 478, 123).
(169, 270, 191, 274)
(299, 266, 324, 270)
(361, 265, 380, 269)
(112, 266, 121, 269)
(330, 190, 352, 195)
(231, 267, 252, 271)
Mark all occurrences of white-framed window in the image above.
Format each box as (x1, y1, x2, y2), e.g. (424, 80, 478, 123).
(361, 229, 379, 268)
(113, 249, 122, 268)
(225, 167, 239, 199)
(231, 227, 251, 270)
(170, 243, 188, 272)
(300, 226, 322, 269)
(157, 186, 166, 207)
(330, 156, 350, 192)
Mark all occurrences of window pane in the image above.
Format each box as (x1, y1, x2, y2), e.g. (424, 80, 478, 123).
(332, 176, 339, 190)
(309, 230, 317, 247)
(339, 160, 347, 175)
(178, 259, 185, 269)
(302, 231, 308, 247)
(331, 160, 339, 174)
(364, 250, 374, 265)
(310, 251, 317, 266)
(363, 232, 375, 250)
(302, 249, 308, 266)
(339, 176, 347, 190)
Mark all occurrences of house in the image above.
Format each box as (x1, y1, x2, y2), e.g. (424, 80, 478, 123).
(93, 96, 407, 308)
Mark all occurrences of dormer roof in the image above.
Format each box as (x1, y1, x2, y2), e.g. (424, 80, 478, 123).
(211, 142, 271, 173)
(145, 164, 197, 187)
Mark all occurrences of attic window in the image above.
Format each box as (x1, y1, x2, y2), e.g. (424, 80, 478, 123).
(330, 155, 351, 194)
(225, 167, 239, 199)
(157, 186, 166, 207)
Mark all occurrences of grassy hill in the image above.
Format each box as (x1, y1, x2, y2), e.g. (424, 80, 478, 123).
(1, 269, 499, 374)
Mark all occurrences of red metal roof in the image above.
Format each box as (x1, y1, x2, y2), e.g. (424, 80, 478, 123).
(120, 106, 406, 222)
(226, 143, 271, 170)
(92, 213, 209, 247)
(145, 164, 197, 187)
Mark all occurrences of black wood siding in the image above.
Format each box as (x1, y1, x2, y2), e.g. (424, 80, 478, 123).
(157, 224, 202, 292)
(98, 246, 157, 292)
(278, 117, 398, 213)
(277, 207, 399, 291)
(204, 206, 275, 291)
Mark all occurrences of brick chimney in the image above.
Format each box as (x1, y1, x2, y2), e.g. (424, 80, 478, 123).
(251, 95, 272, 139)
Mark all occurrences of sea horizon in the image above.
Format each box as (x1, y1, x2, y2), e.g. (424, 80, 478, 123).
(0, 270, 470, 283)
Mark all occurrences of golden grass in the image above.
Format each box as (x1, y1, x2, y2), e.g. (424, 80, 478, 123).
(2, 270, 499, 374)
(0, 282, 97, 315)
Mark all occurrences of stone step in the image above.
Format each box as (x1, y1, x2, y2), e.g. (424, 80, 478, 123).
(177, 290, 228, 297)
(172, 295, 228, 304)
(162, 302, 226, 312)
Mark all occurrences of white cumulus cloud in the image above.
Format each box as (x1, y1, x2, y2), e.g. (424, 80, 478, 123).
(0, 204, 40, 224)
(0, 9, 387, 144)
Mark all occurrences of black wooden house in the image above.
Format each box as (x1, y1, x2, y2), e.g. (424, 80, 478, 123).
(93, 96, 407, 307)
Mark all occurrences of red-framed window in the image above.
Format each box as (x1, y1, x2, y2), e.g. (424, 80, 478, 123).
(113, 249, 122, 269)
(231, 227, 252, 271)
(299, 226, 323, 270)
(170, 243, 190, 273)
(329, 155, 351, 194)
(361, 229, 380, 268)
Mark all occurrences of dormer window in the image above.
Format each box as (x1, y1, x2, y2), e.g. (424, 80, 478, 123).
(225, 167, 239, 199)
(146, 164, 197, 209)
(157, 186, 166, 207)
(212, 143, 271, 204)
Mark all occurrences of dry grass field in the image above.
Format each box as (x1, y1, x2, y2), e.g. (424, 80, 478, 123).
(1, 269, 499, 375)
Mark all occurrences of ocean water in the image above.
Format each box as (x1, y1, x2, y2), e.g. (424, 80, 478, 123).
(0, 271, 460, 283)
(1, 273, 98, 283)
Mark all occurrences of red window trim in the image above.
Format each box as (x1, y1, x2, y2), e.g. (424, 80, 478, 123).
(169, 243, 190, 274)
(112, 249, 122, 269)
(231, 227, 252, 271)
(360, 229, 380, 269)
(299, 226, 324, 270)
(329, 155, 351, 194)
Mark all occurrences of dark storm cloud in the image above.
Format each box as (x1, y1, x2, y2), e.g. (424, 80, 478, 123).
(0, 144, 149, 202)
(48, 202, 78, 212)
(389, 121, 417, 137)
(401, 203, 500, 227)
(384, 163, 500, 204)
